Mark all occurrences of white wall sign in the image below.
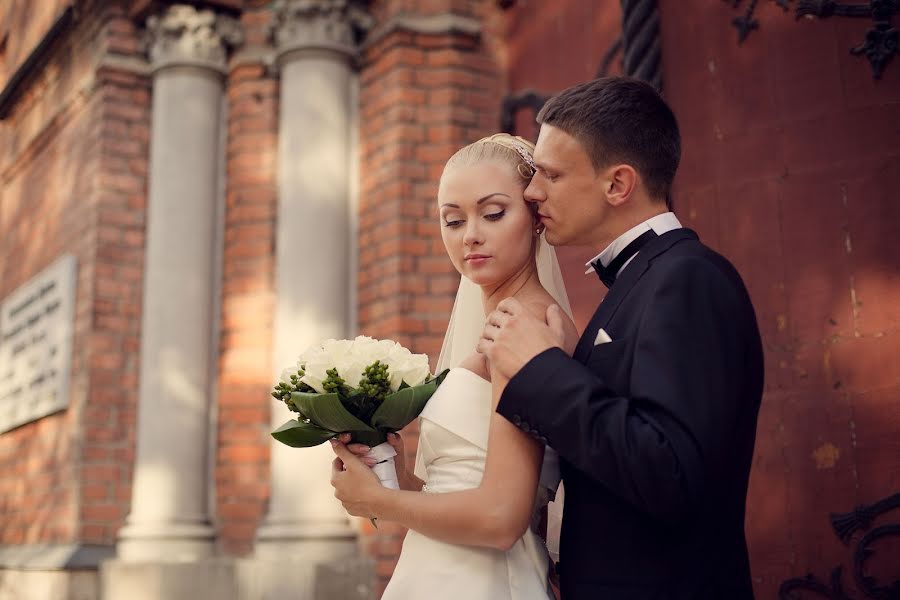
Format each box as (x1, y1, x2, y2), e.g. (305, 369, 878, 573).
(0, 254, 76, 433)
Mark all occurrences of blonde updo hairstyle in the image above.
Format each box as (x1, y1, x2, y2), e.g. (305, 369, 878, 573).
(440, 133, 537, 187)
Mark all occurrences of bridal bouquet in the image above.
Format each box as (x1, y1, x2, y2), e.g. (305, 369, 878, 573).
(271, 335, 448, 491)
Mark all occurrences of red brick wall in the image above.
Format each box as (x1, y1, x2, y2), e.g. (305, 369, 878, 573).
(80, 8, 150, 544)
(0, 0, 280, 557)
(504, 1, 900, 596)
(215, 4, 280, 556)
(661, 3, 900, 593)
(505, 1, 624, 332)
(0, 3, 148, 547)
(357, 0, 506, 593)
(0, 0, 71, 89)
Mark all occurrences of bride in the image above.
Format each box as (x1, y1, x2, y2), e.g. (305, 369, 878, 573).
(330, 133, 577, 599)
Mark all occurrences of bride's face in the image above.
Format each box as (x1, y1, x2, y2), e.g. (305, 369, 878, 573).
(438, 160, 536, 287)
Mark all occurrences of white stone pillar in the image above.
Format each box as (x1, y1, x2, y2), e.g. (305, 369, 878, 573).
(255, 0, 370, 558)
(116, 5, 242, 563)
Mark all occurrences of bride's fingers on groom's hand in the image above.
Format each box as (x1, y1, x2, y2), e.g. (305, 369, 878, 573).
(546, 304, 564, 338)
(546, 305, 576, 355)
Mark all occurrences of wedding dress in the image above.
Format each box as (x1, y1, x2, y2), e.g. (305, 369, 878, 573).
(382, 367, 557, 600)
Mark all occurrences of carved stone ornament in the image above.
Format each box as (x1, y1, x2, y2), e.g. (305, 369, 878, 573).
(268, 0, 374, 60)
(145, 4, 244, 73)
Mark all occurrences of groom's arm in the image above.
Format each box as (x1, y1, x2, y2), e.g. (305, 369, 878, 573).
(497, 257, 758, 525)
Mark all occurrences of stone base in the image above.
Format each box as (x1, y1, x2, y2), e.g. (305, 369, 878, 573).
(100, 559, 237, 600)
(100, 554, 374, 600)
(236, 555, 374, 600)
(0, 568, 99, 600)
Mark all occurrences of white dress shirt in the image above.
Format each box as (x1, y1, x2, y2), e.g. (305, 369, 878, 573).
(584, 212, 683, 277)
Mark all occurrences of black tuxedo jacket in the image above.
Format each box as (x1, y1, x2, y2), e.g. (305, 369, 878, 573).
(498, 229, 763, 600)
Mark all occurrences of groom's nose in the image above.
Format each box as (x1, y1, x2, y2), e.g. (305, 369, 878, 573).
(524, 177, 546, 203)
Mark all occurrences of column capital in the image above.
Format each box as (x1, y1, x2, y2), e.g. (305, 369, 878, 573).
(268, 0, 373, 65)
(145, 4, 244, 74)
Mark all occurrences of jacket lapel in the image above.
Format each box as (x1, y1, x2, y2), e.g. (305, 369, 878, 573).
(574, 229, 699, 363)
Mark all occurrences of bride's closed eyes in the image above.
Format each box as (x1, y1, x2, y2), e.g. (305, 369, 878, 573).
(442, 209, 506, 228)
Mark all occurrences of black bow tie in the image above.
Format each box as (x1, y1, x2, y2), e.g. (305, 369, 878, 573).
(591, 229, 658, 288)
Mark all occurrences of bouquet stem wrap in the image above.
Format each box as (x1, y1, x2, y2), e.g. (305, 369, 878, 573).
(366, 442, 399, 490)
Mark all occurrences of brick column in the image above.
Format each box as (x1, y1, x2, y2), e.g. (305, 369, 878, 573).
(214, 7, 281, 557)
(355, 5, 504, 594)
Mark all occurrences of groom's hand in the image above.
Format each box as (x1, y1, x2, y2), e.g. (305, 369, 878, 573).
(478, 298, 566, 379)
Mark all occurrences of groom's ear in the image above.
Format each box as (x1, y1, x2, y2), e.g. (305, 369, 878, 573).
(602, 164, 638, 208)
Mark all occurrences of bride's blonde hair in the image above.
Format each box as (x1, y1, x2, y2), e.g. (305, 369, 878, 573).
(441, 133, 537, 184)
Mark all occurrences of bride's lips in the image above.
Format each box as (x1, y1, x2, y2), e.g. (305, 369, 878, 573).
(464, 253, 491, 266)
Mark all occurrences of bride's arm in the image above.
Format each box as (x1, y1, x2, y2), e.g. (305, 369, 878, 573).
(331, 378, 543, 551)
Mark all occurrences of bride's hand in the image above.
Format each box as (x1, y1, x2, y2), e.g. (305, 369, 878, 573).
(330, 440, 384, 519)
(551, 304, 580, 356)
(459, 352, 490, 380)
(334, 433, 379, 467)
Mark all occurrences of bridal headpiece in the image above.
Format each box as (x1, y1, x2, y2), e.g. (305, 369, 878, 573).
(475, 133, 537, 179)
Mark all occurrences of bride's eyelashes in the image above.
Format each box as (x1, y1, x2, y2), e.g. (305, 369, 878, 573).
(442, 210, 506, 228)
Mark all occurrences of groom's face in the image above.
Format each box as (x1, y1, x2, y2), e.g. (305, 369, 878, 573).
(526, 125, 609, 248)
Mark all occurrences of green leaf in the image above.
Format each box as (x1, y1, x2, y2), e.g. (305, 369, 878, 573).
(370, 369, 450, 431)
(431, 368, 450, 386)
(271, 419, 336, 447)
(350, 430, 388, 447)
(291, 391, 376, 433)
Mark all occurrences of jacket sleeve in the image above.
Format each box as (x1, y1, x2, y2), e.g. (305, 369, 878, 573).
(496, 256, 753, 526)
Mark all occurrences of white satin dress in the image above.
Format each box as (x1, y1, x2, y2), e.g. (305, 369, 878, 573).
(382, 368, 557, 600)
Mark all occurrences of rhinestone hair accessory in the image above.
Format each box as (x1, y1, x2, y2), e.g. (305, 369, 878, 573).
(508, 139, 536, 174)
(476, 133, 536, 178)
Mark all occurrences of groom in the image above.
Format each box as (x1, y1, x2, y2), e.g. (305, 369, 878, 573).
(479, 77, 764, 599)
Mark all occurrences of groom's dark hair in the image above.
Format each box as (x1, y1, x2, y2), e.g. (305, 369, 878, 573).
(536, 76, 681, 203)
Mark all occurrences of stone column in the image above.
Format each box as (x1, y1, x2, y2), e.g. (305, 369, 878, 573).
(116, 5, 242, 563)
(255, 0, 371, 559)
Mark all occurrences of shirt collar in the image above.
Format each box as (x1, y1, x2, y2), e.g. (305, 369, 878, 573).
(585, 212, 683, 275)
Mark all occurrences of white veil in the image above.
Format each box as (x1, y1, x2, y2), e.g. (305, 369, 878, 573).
(434, 236, 570, 563)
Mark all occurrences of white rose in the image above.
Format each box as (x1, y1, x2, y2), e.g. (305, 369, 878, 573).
(293, 336, 431, 393)
(389, 352, 431, 390)
(279, 367, 297, 384)
(322, 338, 354, 367)
(341, 354, 370, 389)
(296, 340, 328, 368)
(299, 348, 330, 393)
(372, 338, 399, 358)
(357, 337, 392, 368)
